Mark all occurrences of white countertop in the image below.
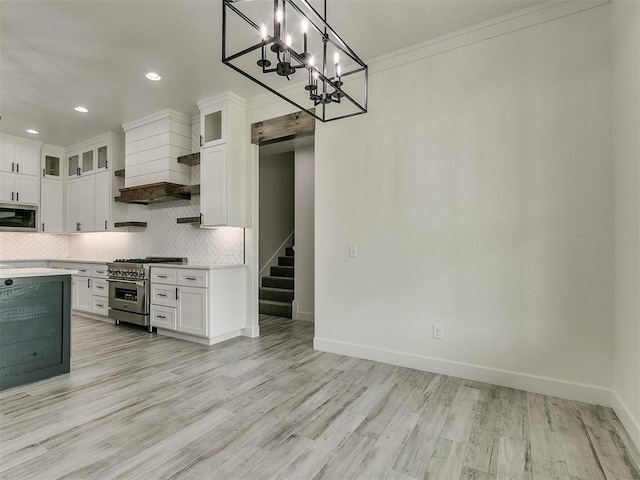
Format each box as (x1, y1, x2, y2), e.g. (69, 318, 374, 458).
(149, 263, 246, 270)
(0, 259, 246, 269)
(0, 268, 78, 279)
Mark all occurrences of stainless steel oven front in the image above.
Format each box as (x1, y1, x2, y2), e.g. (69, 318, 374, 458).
(108, 278, 147, 314)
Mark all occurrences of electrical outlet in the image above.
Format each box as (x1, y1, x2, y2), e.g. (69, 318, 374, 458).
(433, 324, 443, 340)
(349, 245, 358, 257)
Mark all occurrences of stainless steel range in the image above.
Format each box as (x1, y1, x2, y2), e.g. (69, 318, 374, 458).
(107, 257, 187, 331)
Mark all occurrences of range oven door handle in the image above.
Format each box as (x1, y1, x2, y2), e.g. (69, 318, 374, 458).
(107, 279, 146, 287)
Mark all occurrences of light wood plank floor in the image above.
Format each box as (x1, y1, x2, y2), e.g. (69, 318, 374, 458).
(1, 315, 639, 480)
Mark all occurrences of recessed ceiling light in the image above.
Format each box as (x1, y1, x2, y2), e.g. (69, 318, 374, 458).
(146, 72, 162, 81)
(74, 106, 88, 113)
(26, 129, 39, 135)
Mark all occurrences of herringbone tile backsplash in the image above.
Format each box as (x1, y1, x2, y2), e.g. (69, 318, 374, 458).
(0, 188, 244, 264)
(0, 233, 70, 260)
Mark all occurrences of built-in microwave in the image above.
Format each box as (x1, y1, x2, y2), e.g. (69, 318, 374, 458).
(0, 204, 37, 231)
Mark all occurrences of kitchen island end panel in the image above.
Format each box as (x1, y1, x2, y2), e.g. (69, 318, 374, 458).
(0, 274, 72, 391)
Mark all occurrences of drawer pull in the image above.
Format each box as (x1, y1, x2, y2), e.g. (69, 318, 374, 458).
(185, 277, 197, 281)
(157, 293, 167, 297)
(156, 315, 166, 319)
(157, 275, 168, 278)
(96, 303, 104, 308)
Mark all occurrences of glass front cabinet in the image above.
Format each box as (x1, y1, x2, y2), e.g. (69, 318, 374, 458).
(66, 141, 110, 177)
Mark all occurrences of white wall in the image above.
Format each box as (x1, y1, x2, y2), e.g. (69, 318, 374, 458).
(313, 4, 614, 404)
(294, 143, 315, 321)
(612, 0, 640, 449)
(259, 151, 294, 271)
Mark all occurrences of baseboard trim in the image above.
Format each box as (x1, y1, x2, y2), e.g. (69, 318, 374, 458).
(242, 325, 260, 338)
(296, 311, 314, 322)
(72, 312, 112, 324)
(612, 390, 640, 453)
(314, 337, 612, 406)
(157, 328, 241, 346)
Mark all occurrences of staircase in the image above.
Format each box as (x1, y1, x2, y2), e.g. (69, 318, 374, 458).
(259, 247, 294, 318)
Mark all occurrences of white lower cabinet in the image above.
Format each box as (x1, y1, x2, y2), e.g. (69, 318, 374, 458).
(151, 305, 177, 331)
(91, 274, 109, 316)
(55, 262, 109, 318)
(177, 286, 207, 336)
(150, 266, 245, 345)
(73, 276, 93, 313)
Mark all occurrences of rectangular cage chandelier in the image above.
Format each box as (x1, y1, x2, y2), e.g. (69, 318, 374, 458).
(222, 0, 368, 123)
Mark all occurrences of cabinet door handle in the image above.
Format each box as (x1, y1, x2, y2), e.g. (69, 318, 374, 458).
(11, 162, 14, 172)
(16, 192, 19, 202)
(176, 287, 179, 300)
(42, 168, 45, 177)
(42, 223, 45, 231)
(76, 222, 81, 231)
(200, 135, 204, 147)
(16, 163, 19, 173)
(105, 220, 108, 230)
(88, 278, 91, 288)
(11, 192, 14, 201)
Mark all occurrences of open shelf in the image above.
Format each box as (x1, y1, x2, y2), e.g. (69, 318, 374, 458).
(177, 216, 201, 225)
(113, 221, 147, 228)
(177, 152, 200, 166)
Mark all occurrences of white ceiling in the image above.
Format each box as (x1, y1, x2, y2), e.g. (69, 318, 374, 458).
(1, 0, 544, 147)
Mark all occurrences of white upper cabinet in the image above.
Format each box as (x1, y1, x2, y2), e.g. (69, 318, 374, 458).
(43, 148, 64, 180)
(0, 135, 42, 205)
(66, 136, 113, 177)
(200, 103, 226, 148)
(197, 92, 248, 228)
(65, 133, 124, 233)
(41, 179, 64, 232)
(0, 143, 15, 173)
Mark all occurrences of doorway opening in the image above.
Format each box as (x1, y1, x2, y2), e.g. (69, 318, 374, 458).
(250, 112, 315, 333)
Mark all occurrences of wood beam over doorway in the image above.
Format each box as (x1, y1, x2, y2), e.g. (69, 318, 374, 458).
(251, 110, 315, 146)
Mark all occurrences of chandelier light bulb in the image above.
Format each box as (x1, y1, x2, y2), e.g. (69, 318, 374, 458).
(301, 19, 308, 34)
(260, 24, 268, 40)
(333, 51, 340, 65)
(309, 55, 315, 67)
(276, 9, 283, 23)
(285, 34, 292, 47)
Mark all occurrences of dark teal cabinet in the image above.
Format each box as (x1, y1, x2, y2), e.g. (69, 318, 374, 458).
(0, 275, 71, 390)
